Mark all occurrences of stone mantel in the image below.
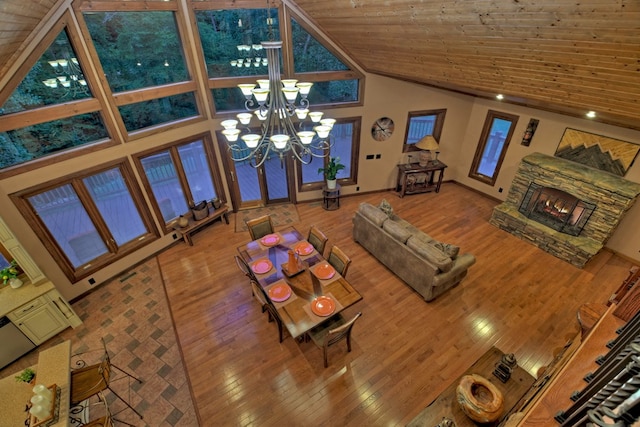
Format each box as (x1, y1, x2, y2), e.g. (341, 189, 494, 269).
(491, 152, 640, 268)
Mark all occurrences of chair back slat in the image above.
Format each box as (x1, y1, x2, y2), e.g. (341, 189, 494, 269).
(328, 245, 351, 277)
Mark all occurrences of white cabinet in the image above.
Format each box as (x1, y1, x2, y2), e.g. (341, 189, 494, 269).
(7, 289, 80, 345)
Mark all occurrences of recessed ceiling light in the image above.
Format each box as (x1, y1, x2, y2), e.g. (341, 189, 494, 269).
(496, 94, 504, 100)
(586, 111, 596, 118)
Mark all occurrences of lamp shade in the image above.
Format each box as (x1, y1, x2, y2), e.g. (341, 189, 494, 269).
(415, 135, 440, 151)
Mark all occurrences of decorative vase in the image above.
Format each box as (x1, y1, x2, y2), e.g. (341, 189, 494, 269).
(178, 215, 189, 228)
(9, 277, 23, 289)
(326, 179, 337, 190)
(212, 198, 222, 209)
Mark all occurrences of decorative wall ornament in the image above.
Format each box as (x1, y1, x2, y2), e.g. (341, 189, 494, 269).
(521, 118, 539, 146)
(555, 128, 640, 176)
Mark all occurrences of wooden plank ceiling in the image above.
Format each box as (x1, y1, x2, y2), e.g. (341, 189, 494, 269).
(294, 0, 640, 130)
(0, 0, 639, 130)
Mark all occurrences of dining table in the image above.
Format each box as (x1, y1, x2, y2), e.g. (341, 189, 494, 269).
(237, 226, 362, 339)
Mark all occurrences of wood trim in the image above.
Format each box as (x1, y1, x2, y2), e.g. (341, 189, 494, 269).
(402, 108, 447, 153)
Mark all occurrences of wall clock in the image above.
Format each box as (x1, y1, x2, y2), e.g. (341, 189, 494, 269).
(371, 117, 394, 141)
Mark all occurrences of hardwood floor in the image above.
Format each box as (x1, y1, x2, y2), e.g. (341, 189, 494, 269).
(158, 183, 635, 426)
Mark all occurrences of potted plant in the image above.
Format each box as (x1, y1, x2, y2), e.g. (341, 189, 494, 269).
(317, 157, 345, 190)
(15, 367, 36, 384)
(1, 260, 23, 289)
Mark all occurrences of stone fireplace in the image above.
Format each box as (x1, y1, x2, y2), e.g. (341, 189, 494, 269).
(490, 152, 640, 268)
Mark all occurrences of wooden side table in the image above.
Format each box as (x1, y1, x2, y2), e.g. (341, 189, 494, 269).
(178, 205, 229, 245)
(322, 184, 341, 211)
(396, 160, 447, 197)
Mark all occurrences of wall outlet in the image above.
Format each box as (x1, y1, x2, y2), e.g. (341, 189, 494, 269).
(356, 186, 360, 191)
(366, 154, 374, 160)
(88, 277, 96, 285)
(375, 154, 381, 159)
(498, 187, 503, 193)
(172, 233, 178, 239)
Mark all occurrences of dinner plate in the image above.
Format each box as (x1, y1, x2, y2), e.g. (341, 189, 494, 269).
(294, 242, 314, 256)
(314, 263, 336, 280)
(311, 296, 335, 317)
(260, 234, 280, 247)
(268, 283, 292, 302)
(252, 258, 273, 274)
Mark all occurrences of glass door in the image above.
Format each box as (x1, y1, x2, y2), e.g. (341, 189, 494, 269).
(219, 137, 294, 210)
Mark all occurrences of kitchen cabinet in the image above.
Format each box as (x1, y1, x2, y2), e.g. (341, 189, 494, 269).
(6, 288, 80, 345)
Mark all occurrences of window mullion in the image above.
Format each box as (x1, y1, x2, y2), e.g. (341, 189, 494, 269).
(170, 147, 194, 206)
(71, 179, 117, 253)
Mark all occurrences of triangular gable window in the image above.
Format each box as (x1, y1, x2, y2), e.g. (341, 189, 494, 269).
(1, 29, 91, 116)
(291, 18, 348, 73)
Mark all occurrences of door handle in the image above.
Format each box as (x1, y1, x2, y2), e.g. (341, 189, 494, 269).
(230, 171, 235, 182)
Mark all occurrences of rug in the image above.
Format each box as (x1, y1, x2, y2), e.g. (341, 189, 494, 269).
(235, 203, 300, 232)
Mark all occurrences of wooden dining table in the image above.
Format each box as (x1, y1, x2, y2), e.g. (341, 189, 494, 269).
(237, 226, 362, 339)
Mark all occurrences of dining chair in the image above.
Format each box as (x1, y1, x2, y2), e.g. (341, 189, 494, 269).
(70, 338, 144, 420)
(251, 280, 285, 342)
(307, 312, 362, 368)
(82, 391, 136, 427)
(235, 255, 256, 282)
(327, 245, 352, 278)
(246, 214, 274, 240)
(307, 225, 328, 256)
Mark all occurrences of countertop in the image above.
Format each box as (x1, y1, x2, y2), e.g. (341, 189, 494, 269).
(0, 279, 54, 317)
(0, 340, 71, 427)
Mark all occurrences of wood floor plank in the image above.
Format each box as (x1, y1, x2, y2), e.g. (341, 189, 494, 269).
(157, 183, 636, 426)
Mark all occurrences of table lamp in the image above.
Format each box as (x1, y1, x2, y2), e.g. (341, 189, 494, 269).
(415, 135, 440, 166)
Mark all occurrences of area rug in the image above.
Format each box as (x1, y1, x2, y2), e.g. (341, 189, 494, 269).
(235, 203, 300, 232)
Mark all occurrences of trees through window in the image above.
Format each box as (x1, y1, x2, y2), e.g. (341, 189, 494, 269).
(469, 110, 519, 185)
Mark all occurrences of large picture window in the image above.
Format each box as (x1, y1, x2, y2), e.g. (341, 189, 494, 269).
(134, 134, 224, 229)
(469, 110, 519, 185)
(11, 161, 158, 281)
(403, 109, 446, 153)
(297, 117, 361, 191)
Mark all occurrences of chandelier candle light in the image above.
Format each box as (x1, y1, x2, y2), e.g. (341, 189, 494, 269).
(221, 38, 335, 167)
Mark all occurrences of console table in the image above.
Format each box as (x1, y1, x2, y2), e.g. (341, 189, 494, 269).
(396, 161, 447, 197)
(177, 205, 229, 246)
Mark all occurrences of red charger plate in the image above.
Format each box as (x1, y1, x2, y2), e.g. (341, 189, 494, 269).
(314, 263, 336, 280)
(268, 283, 292, 302)
(294, 242, 314, 256)
(311, 296, 335, 317)
(260, 234, 280, 247)
(252, 258, 273, 274)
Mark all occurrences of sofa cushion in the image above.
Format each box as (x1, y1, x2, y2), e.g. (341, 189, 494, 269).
(378, 199, 394, 218)
(433, 241, 460, 259)
(358, 203, 388, 227)
(406, 236, 453, 272)
(383, 220, 413, 243)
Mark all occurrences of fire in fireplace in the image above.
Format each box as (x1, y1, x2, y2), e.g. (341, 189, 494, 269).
(518, 183, 596, 236)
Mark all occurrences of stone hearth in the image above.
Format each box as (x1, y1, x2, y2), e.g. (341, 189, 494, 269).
(490, 152, 640, 268)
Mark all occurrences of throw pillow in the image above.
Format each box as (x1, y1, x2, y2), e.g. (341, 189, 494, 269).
(358, 203, 388, 227)
(407, 236, 453, 272)
(378, 199, 394, 218)
(434, 241, 460, 259)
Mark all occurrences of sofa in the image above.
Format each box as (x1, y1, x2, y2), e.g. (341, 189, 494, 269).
(352, 201, 476, 301)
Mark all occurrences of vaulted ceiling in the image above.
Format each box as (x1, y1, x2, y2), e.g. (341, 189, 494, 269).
(1, 0, 639, 130)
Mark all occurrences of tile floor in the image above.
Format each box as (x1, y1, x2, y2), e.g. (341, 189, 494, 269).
(0, 257, 198, 426)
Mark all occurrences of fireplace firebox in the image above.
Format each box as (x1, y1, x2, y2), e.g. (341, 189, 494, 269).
(518, 183, 596, 236)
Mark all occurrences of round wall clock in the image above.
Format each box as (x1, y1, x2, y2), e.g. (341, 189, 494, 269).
(371, 117, 394, 141)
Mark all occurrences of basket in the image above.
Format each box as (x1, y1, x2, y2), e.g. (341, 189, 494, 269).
(191, 201, 209, 221)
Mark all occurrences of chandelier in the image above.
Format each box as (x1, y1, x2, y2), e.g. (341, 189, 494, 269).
(42, 56, 89, 98)
(220, 13, 335, 168)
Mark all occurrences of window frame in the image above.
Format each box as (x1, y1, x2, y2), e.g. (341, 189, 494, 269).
(296, 116, 361, 192)
(192, 2, 364, 115)
(403, 109, 447, 153)
(468, 109, 519, 186)
(132, 132, 226, 233)
(10, 158, 159, 282)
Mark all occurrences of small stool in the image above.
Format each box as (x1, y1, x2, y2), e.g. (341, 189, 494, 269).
(322, 184, 341, 211)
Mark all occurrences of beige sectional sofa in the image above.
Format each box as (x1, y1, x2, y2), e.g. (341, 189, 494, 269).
(352, 201, 476, 301)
